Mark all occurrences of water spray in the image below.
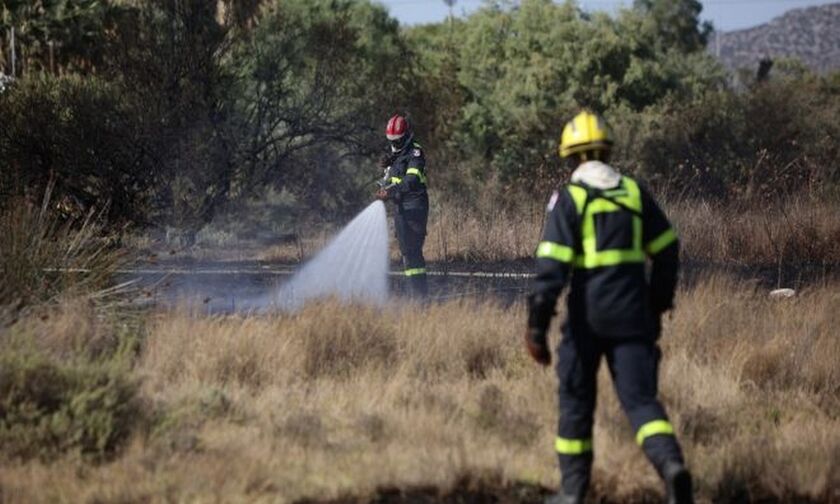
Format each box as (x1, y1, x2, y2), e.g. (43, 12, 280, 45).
(241, 201, 390, 312)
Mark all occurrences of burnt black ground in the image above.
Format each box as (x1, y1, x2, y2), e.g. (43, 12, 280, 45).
(117, 258, 839, 314)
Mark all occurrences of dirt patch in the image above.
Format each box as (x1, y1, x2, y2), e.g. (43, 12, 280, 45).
(294, 476, 835, 504)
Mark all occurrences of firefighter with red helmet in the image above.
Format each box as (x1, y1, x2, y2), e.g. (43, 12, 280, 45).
(375, 114, 429, 298)
(526, 111, 693, 504)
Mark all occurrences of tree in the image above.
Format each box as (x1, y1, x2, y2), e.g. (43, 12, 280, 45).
(443, 0, 723, 189)
(633, 0, 712, 53)
(0, 0, 126, 75)
(224, 0, 413, 216)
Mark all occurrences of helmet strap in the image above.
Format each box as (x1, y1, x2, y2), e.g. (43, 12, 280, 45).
(390, 132, 413, 152)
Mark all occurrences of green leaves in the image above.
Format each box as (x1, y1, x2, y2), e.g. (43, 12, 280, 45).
(417, 0, 722, 188)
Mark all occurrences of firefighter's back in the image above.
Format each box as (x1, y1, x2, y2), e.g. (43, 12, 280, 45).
(563, 170, 656, 338)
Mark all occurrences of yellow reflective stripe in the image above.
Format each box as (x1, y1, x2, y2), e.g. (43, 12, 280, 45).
(574, 249, 645, 269)
(404, 268, 426, 277)
(587, 197, 630, 213)
(573, 176, 645, 270)
(615, 177, 642, 212)
(646, 228, 677, 255)
(406, 167, 427, 184)
(567, 185, 588, 215)
(555, 437, 593, 455)
(636, 420, 675, 445)
(389, 176, 402, 184)
(536, 241, 574, 263)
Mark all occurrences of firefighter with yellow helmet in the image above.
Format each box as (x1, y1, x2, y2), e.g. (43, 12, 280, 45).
(525, 111, 693, 504)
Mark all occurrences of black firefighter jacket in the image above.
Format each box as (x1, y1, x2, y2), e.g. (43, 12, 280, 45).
(530, 165, 679, 339)
(384, 140, 429, 213)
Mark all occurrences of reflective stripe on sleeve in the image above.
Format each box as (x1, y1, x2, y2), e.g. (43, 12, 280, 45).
(406, 167, 427, 184)
(636, 419, 675, 445)
(404, 268, 426, 277)
(555, 437, 593, 455)
(645, 228, 677, 255)
(536, 241, 575, 263)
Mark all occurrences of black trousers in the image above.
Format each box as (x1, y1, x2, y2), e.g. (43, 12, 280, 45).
(555, 323, 684, 497)
(394, 207, 428, 297)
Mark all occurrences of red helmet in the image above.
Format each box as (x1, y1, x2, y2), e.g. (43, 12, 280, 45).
(386, 114, 410, 140)
(385, 114, 412, 151)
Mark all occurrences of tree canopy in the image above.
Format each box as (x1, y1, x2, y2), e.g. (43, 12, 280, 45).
(1, 0, 837, 226)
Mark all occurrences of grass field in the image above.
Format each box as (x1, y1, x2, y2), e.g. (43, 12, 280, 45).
(1, 275, 838, 503)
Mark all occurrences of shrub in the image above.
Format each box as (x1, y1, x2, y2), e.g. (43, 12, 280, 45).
(0, 347, 140, 461)
(0, 75, 148, 224)
(622, 75, 840, 200)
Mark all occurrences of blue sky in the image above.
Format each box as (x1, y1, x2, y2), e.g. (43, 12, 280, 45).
(379, 0, 838, 31)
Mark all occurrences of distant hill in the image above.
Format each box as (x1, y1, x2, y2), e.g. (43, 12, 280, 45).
(710, 3, 840, 74)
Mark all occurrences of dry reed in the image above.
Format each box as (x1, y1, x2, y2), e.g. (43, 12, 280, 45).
(233, 197, 840, 269)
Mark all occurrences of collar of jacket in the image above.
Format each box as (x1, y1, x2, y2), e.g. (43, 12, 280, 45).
(570, 161, 622, 190)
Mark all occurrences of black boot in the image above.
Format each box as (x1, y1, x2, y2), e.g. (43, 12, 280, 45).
(663, 461, 693, 504)
(556, 453, 591, 504)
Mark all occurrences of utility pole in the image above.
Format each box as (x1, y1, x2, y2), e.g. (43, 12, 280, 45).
(443, 0, 457, 37)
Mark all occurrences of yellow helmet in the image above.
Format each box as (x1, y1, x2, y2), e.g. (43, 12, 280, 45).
(559, 111, 614, 158)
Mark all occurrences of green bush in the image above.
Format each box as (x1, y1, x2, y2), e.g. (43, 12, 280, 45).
(0, 348, 140, 461)
(620, 75, 840, 200)
(0, 75, 148, 224)
(409, 0, 724, 192)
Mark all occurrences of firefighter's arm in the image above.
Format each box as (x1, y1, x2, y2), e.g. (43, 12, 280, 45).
(526, 189, 578, 365)
(386, 149, 426, 198)
(387, 170, 421, 198)
(641, 186, 680, 315)
(375, 152, 396, 200)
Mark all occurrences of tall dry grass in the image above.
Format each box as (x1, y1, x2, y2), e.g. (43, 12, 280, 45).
(232, 196, 840, 269)
(670, 197, 840, 266)
(0, 277, 838, 502)
(0, 189, 124, 309)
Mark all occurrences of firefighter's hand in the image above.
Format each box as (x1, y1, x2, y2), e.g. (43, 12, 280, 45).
(524, 327, 551, 366)
(374, 188, 389, 201)
(377, 153, 393, 169)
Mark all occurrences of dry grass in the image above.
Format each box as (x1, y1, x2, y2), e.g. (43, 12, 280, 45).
(0, 188, 125, 310)
(223, 197, 840, 269)
(670, 197, 840, 266)
(1, 276, 839, 502)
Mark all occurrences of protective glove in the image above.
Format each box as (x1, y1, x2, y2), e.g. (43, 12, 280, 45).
(378, 153, 394, 169)
(374, 188, 389, 201)
(525, 292, 555, 366)
(524, 327, 551, 366)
